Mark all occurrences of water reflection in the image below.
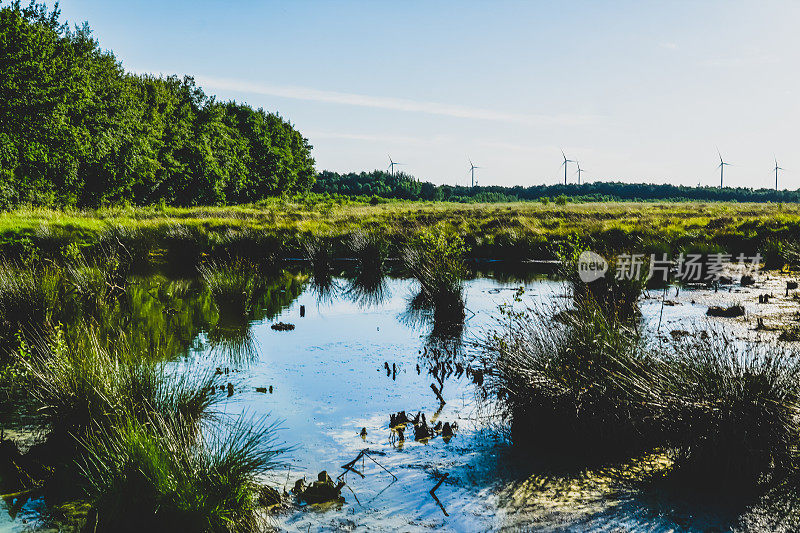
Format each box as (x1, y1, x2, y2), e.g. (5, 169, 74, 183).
(401, 289, 466, 351)
(6, 267, 792, 532)
(206, 270, 307, 362)
(344, 232, 391, 307)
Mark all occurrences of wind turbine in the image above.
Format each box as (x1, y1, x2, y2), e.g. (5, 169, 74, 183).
(576, 161, 585, 185)
(774, 156, 784, 191)
(561, 149, 574, 185)
(468, 158, 481, 188)
(388, 155, 404, 177)
(717, 149, 731, 189)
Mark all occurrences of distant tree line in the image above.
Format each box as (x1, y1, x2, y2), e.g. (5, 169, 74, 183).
(0, 1, 315, 209)
(314, 170, 800, 203)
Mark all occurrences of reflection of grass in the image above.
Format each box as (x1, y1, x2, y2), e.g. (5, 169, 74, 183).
(304, 238, 338, 302)
(345, 231, 389, 306)
(199, 259, 264, 317)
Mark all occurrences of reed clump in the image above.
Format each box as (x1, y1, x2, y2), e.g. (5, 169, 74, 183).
(80, 413, 283, 533)
(403, 230, 466, 323)
(555, 235, 644, 318)
(21, 326, 219, 449)
(199, 258, 267, 317)
(476, 299, 659, 460)
(477, 300, 800, 487)
(0, 260, 60, 349)
(654, 334, 800, 486)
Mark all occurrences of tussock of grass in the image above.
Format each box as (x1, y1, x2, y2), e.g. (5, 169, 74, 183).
(22, 326, 219, 448)
(655, 334, 800, 485)
(80, 412, 284, 533)
(477, 299, 800, 486)
(475, 300, 657, 459)
(0, 260, 59, 349)
(555, 235, 644, 318)
(199, 258, 266, 317)
(402, 231, 467, 343)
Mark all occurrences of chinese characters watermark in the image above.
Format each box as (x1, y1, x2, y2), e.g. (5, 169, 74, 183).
(577, 252, 762, 283)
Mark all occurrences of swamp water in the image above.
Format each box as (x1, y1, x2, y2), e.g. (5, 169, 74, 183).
(2, 269, 799, 532)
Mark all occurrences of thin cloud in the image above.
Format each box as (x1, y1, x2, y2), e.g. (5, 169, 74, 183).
(306, 131, 452, 145)
(196, 76, 596, 126)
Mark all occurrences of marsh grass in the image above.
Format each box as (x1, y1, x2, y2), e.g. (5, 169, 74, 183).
(653, 333, 800, 486)
(761, 239, 800, 270)
(4, 201, 800, 265)
(199, 258, 266, 317)
(477, 297, 800, 487)
(402, 231, 466, 312)
(555, 234, 644, 318)
(22, 326, 220, 451)
(62, 251, 127, 319)
(0, 260, 60, 350)
(80, 412, 284, 533)
(475, 299, 658, 460)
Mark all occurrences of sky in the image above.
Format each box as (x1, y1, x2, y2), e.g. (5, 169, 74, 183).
(50, 1, 800, 189)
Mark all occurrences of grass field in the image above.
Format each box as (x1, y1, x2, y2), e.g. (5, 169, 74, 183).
(1, 199, 798, 261)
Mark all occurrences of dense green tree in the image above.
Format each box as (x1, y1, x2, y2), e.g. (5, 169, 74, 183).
(0, 1, 315, 208)
(315, 170, 800, 204)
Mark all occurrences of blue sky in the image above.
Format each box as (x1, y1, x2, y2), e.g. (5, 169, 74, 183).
(52, 1, 800, 189)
